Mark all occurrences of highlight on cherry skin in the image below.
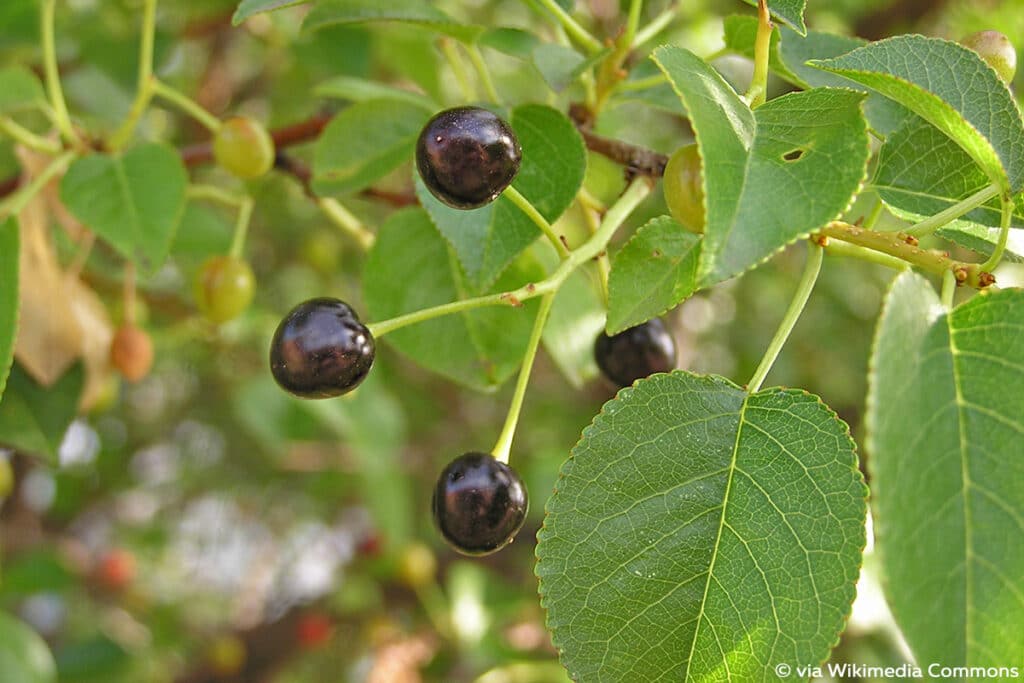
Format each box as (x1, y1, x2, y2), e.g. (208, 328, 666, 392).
(594, 318, 678, 388)
(415, 106, 522, 210)
(269, 297, 375, 399)
(432, 451, 529, 556)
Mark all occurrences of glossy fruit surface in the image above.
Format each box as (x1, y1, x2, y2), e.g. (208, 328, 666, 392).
(594, 318, 677, 388)
(663, 143, 705, 233)
(110, 325, 154, 382)
(416, 106, 521, 209)
(962, 30, 1017, 83)
(432, 452, 528, 556)
(213, 116, 275, 179)
(194, 256, 255, 324)
(269, 298, 374, 399)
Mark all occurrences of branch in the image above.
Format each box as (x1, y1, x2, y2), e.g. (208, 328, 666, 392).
(180, 112, 333, 167)
(569, 103, 668, 178)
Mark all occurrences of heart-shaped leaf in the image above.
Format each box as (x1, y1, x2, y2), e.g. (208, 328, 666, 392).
(867, 272, 1024, 669)
(811, 35, 1024, 193)
(653, 46, 869, 294)
(60, 143, 188, 271)
(537, 371, 867, 681)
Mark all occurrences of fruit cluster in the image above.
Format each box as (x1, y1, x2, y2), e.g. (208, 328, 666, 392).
(268, 106, 679, 556)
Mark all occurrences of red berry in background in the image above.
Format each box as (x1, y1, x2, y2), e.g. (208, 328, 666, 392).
(110, 325, 154, 382)
(296, 612, 334, 649)
(416, 106, 522, 209)
(96, 549, 136, 590)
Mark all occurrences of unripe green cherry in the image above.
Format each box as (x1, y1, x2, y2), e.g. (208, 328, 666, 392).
(194, 256, 256, 324)
(663, 143, 705, 234)
(0, 456, 13, 499)
(213, 116, 275, 179)
(961, 30, 1017, 84)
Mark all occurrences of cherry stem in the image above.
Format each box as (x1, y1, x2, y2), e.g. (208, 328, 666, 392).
(367, 178, 652, 338)
(979, 191, 1013, 272)
(633, 4, 677, 47)
(109, 0, 158, 151)
(941, 269, 957, 310)
(504, 186, 570, 259)
(185, 185, 254, 259)
(747, 242, 823, 394)
(531, 0, 603, 55)
(151, 80, 222, 133)
(818, 221, 995, 289)
(491, 291, 556, 464)
(439, 38, 477, 103)
(0, 151, 75, 219)
(746, 0, 772, 108)
(229, 197, 254, 260)
(0, 118, 62, 155)
(465, 43, 502, 105)
(41, 0, 78, 146)
(318, 197, 376, 251)
(904, 183, 1000, 237)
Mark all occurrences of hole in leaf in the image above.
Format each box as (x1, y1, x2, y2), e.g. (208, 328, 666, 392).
(783, 149, 805, 162)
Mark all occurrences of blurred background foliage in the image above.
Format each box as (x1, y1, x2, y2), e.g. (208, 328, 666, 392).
(0, 0, 1021, 681)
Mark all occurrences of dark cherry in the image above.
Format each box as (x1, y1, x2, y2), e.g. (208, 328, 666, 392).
(416, 106, 522, 210)
(269, 298, 375, 399)
(594, 318, 677, 388)
(432, 452, 528, 556)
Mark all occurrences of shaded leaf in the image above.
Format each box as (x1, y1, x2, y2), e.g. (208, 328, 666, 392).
(0, 613, 56, 683)
(233, 0, 308, 24)
(313, 76, 437, 109)
(606, 216, 701, 334)
(363, 208, 542, 392)
(0, 66, 46, 114)
(811, 35, 1024, 193)
(537, 371, 866, 681)
(60, 143, 187, 270)
(867, 273, 1024, 670)
(542, 260, 604, 389)
(312, 99, 433, 196)
(0, 363, 84, 463)
(303, 0, 485, 42)
(739, 0, 806, 34)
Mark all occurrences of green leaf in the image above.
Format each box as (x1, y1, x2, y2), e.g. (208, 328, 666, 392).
(60, 143, 188, 271)
(0, 218, 18, 400)
(653, 46, 869, 293)
(873, 115, 1024, 260)
(363, 208, 541, 392)
(811, 35, 1024, 193)
(171, 202, 233, 260)
(313, 76, 437, 109)
(312, 99, 433, 196)
(0, 66, 46, 114)
(531, 44, 610, 93)
(0, 613, 56, 683)
(478, 28, 541, 60)
(418, 104, 586, 291)
(866, 273, 1024, 670)
(537, 371, 866, 681)
(606, 216, 701, 334)
(774, 25, 909, 136)
(739, 0, 806, 34)
(233, 0, 309, 25)
(0, 363, 84, 463)
(303, 0, 485, 42)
